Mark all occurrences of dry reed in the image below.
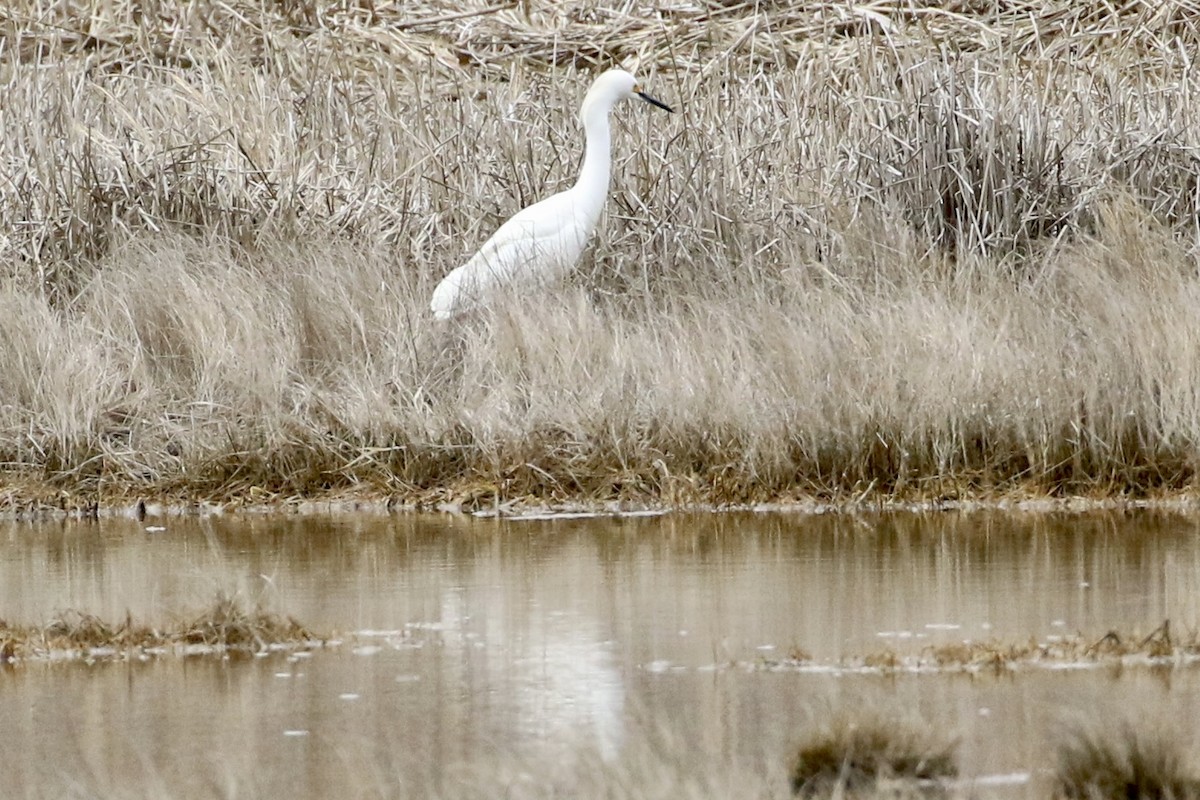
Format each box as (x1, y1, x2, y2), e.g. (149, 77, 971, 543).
(766, 621, 1200, 673)
(790, 711, 957, 797)
(3, 2, 1200, 508)
(0, 592, 318, 662)
(1055, 720, 1200, 799)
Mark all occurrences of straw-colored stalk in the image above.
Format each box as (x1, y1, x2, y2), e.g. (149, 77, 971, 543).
(3, 3, 1200, 507)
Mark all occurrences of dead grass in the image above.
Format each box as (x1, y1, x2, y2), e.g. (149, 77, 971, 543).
(1055, 720, 1200, 799)
(3, 3, 1200, 508)
(929, 621, 1200, 667)
(3, 1, 1200, 77)
(0, 592, 318, 662)
(790, 711, 958, 797)
(769, 622, 1200, 673)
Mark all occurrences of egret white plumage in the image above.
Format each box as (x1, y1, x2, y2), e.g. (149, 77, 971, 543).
(430, 69, 673, 321)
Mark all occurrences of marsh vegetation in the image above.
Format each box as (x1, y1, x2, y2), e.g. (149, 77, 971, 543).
(1055, 720, 1200, 800)
(3, 2, 1200, 509)
(0, 592, 318, 661)
(789, 712, 958, 797)
(766, 620, 1200, 674)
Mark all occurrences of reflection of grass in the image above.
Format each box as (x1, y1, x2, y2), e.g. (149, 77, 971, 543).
(790, 713, 957, 797)
(0, 592, 318, 663)
(5, 3, 1200, 509)
(1056, 722, 1200, 800)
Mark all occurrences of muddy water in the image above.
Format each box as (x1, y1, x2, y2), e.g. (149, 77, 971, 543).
(3, 510, 1200, 798)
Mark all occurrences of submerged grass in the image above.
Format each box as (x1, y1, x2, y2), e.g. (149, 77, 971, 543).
(4, 2, 1200, 508)
(0, 592, 318, 662)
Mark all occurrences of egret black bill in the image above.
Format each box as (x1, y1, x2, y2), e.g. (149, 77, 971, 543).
(635, 89, 674, 113)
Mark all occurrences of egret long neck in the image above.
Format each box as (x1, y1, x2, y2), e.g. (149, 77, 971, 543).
(573, 96, 611, 215)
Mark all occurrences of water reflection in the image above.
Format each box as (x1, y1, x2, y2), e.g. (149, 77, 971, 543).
(2, 509, 1200, 797)
(4, 510, 1200, 659)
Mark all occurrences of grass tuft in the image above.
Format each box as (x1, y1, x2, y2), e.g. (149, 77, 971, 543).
(0, 592, 318, 662)
(790, 712, 957, 797)
(767, 623, 1200, 674)
(175, 591, 314, 651)
(1055, 721, 1200, 800)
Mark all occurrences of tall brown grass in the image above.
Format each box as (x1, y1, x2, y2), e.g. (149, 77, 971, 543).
(3, 1, 1200, 507)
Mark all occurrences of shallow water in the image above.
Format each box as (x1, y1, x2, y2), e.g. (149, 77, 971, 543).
(3, 509, 1200, 798)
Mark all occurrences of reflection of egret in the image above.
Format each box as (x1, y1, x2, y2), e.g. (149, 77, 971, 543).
(512, 609, 625, 763)
(430, 69, 673, 320)
(435, 578, 625, 763)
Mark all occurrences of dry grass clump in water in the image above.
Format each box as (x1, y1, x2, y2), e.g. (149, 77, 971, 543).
(175, 591, 314, 651)
(919, 621, 1199, 670)
(1055, 721, 1200, 800)
(768, 622, 1200, 673)
(790, 712, 957, 797)
(4, 3, 1200, 508)
(928, 621, 1200, 668)
(0, 592, 316, 662)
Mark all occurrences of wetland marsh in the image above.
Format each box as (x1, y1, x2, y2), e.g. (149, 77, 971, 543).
(6, 2, 1200, 797)
(4, 1, 1200, 508)
(4, 510, 1200, 798)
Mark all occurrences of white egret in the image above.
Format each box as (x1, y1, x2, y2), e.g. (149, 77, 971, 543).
(430, 69, 673, 320)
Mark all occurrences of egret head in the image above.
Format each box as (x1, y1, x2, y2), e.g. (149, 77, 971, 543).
(583, 69, 674, 122)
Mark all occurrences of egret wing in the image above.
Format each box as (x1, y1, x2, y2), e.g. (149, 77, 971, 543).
(431, 190, 589, 319)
